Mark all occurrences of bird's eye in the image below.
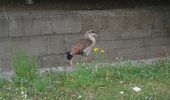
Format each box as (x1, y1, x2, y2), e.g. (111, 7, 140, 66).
(91, 31, 94, 33)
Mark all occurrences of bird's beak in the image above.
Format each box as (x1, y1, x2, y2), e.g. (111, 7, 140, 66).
(92, 33, 98, 37)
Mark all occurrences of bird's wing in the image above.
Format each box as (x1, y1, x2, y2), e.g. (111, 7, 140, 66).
(70, 39, 92, 55)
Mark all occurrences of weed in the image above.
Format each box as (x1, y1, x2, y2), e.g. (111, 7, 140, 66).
(0, 50, 170, 99)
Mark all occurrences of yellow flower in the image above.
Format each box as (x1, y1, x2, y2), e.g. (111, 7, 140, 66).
(93, 48, 99, 52)
(100, 49, 105, 53)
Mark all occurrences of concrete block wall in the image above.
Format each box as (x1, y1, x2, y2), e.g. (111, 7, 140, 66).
(0, 9, 170, 71)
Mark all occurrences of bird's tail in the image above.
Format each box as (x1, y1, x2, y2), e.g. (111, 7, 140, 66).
(66, 50, 73, 60)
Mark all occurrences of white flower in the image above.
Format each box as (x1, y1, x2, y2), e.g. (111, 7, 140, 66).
(120, 91, 124, 94)
(116, 57, 119, 60)
(133, 87, 141, 92)
(22, 94, 27, 99)
(119, 81, 124, 84)
(120, 56, 123, 60)
(21, 91, 27, 99)
(21, 91, 24, 95)
(77, 95, 82, 99)
(58, 67, 63, 71)
(111, 63, 114, 66)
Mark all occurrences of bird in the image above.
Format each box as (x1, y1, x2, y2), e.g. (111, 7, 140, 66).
(66, 30, 97, 66)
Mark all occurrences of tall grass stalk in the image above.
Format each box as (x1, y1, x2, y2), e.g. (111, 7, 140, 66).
(11, 50, 39, 85)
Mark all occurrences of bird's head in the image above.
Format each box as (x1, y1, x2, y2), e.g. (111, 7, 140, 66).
(85, 30, 97, 39)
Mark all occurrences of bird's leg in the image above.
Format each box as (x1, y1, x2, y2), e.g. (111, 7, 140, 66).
(70, 56, 74, 67)
(85, 57, 88, 64)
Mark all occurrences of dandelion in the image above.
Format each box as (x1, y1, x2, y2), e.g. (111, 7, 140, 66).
(93, 48, 99, 52)
(133, 87, 141, 92)
(100, 49, 105, 53)
(120, 91, 124, 94)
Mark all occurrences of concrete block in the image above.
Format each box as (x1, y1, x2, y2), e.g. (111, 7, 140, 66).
(102, 16, 125, 31)
(11, 36, 48, 56)
(121, 31, 151, 39)
(117, 47, 151, 60)
(0, 18, 9, 38)
(0, 38, 11, 72)
(38, 54, 64, 68)
(50, 14, 82, 34)
(124, 12, 153, 31)
(151, 12, 170, 38)
(98, 39, 143, 49)
(150, 46, 170, 57)
(122, 12, 153, 39)
(96, 41, 115, 50)
(164, 12, 170, 28)
(64, 34, 84, 50)
(9, 14, 82, 37)
(151, 29, 170, 38)
(47, 35, 65, 54)
(31, 16, 54, 35)
(119, 39, 143, 49)
(99, 29, 122, 41)
(144, 37, 170, 47)
(0, 57, 11, 72)
(81, 16, 103, 31)
(9, 16, 34, 37)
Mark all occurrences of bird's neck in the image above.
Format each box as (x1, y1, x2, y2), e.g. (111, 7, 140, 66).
(88, 35, 96, 45)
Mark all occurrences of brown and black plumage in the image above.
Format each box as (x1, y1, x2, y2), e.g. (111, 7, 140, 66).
(66, 30, 97, 66)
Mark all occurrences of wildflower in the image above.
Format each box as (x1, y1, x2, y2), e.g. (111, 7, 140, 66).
(83, 63, 86, 66)
(116, 56, 119, 60)
(120, 56, 123, 60)
(119, 81, 124, 84)
(21, 90, 27, 99)
(120, 91, 124, 94)
(58, 67, 63, 71)
(111, 62, 114, 66)
(22, 93, 27, 99)
(21, 91, 24, 95)
(20, 86, 24, 90)
(133, 87, 141, 92)
(106, 77, 109, 80)
(93, 48, 99, 52)
(77, 95, 82, 99)
(100, 49, 105, 53)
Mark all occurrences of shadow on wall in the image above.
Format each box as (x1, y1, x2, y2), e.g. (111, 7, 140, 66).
(0, 0, 170, 10)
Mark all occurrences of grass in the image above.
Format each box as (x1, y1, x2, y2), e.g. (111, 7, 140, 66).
(0, 52, 170, 99)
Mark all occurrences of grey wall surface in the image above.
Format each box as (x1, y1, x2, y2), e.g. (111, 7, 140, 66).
(0, 9, 170, 71)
